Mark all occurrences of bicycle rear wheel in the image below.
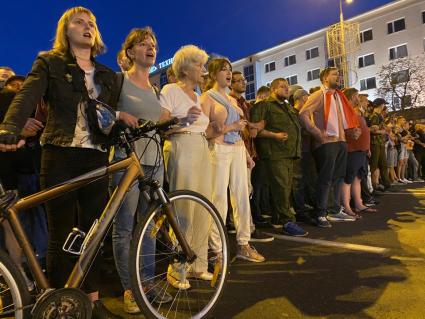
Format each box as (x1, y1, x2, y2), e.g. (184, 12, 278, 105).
(129, 190, 229, 319)
(0, 250, 32, 319)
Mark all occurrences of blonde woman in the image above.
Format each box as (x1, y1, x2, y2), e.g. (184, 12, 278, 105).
(0, 7, 136, 318)
(201, 58, 265, 263)
(159, 45, 213, 289)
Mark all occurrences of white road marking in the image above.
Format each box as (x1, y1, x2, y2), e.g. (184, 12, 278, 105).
(265, 233, 390, 254)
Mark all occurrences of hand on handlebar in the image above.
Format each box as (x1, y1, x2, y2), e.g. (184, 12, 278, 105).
(0, 130, 26, 152)
(119, 111, 139, 129)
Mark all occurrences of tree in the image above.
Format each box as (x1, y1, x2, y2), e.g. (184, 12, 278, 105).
(376, 54, 425, 111)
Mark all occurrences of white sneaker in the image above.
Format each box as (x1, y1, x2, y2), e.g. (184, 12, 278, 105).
(327, 209, 356, 222)
(187, 271, 213, 281)
(403, 178, 413, 184)
(167, 264, 190, 290)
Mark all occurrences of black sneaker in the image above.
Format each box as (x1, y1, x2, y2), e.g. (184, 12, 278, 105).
(296, 213, 316, 225)
(313, 216, 332, 228)
(271, 217, 283, 229)
(364, 198, 379, 207)
(249, 229, 274, 242)
(92, 300, 123, 319)
(254, 219, 272, 229)
(261, 212, 272, 219)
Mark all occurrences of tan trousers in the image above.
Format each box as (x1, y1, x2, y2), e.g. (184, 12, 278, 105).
(163, 134, 212, 273)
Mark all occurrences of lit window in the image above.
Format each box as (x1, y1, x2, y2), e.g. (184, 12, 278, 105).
(244, 65, 256, 100)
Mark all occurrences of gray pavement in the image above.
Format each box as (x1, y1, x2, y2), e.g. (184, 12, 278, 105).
(102, 182, 425, 318)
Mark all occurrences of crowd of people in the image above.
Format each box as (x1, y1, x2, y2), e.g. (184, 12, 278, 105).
(1, 6, 425, 318)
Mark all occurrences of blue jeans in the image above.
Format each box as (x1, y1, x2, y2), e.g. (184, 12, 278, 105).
(17, 174, 48, 259)
(112, 162, 164, 290)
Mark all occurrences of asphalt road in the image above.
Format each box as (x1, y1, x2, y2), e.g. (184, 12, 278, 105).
(102, 182, 425, 319)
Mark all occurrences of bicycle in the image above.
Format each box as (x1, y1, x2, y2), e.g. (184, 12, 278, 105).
(0, 118, 229, 319)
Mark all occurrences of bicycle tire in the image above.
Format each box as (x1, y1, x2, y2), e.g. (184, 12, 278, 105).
(129, 190, 229, 319)
(0, 250, 32, 319)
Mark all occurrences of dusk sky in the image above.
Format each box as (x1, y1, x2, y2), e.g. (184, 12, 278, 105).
(2, 0, 394, 75)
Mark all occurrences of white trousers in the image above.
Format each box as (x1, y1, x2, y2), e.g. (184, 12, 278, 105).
(210, 143, 252, 249)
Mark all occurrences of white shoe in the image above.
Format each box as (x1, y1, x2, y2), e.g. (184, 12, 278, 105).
(167, 264, 190, 290)
(327, 208, 356, 222)
(188, 271, 213, 281)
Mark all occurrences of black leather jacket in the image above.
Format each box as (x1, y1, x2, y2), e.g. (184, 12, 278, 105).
(0, 51, 118, 146)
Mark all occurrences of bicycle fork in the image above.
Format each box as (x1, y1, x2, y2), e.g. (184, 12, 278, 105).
(147, 181, 197, 264)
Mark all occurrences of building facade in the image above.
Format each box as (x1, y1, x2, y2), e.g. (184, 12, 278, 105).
(231, 0, 425, 103)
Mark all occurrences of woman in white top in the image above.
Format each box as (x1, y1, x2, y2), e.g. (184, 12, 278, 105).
(159, 45, 212, 289)
(201, 58, 265, 263)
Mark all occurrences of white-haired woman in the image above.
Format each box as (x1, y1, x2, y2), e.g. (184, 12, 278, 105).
(159, 45, 212, 289)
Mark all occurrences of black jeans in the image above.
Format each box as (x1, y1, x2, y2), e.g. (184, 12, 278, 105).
(313, 142, 347, 217)
(293, 151, 317, 213)
(40, 145, 108, 291)
(250, 160, 271, 223)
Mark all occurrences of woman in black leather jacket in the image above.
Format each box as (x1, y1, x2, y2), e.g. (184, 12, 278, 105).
(0, 6, 137, 318)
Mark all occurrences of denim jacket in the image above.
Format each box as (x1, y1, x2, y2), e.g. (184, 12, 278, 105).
(0, 52, 118, 146)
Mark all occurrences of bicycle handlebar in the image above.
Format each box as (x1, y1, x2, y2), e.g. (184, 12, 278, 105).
(105, 117, 180, 150)
(135, 117, 180, 135)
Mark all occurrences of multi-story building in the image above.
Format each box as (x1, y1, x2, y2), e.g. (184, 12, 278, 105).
(231, 0, 425, 103)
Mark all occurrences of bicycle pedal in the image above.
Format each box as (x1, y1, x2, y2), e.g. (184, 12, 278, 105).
(62, 228, 86, 255)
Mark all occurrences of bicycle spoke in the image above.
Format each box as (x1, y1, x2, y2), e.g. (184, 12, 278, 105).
(130, 191, 228, 319)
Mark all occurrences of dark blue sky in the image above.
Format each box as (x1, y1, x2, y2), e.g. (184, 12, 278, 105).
(2, 0, 393, 75)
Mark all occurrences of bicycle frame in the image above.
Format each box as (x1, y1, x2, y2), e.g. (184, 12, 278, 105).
(3, 149, 195, 293)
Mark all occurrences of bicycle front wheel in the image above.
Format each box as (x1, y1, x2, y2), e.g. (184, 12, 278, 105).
(129, 190, 229, 319)
(0, 250, 32, 319)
